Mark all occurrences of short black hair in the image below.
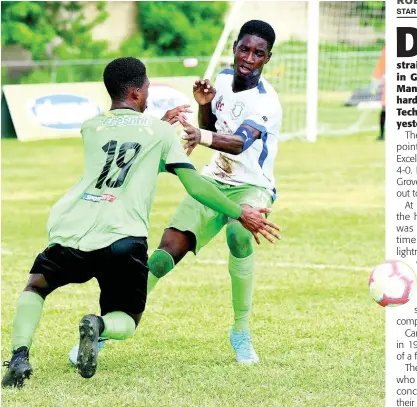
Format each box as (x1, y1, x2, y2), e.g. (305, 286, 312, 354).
(103, 57, 147, 101)
(237, 20, 276, 51)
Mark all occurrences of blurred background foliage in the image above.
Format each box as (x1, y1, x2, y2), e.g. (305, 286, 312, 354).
(355, 1, 385, 29)
(1, 1, 228, 84)
(1, 1, 385, 85)
(121, 2, 228, 57)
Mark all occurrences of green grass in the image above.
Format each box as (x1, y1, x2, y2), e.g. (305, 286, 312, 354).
(2, 133, 385, 407)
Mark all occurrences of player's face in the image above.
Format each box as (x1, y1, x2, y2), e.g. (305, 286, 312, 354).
(233, 35, 271, 78)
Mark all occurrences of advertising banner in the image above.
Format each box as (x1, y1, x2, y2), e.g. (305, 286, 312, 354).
(2, 77, 198, 141)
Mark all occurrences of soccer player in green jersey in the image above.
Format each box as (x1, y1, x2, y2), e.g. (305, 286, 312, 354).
(2, 57, 280, 388)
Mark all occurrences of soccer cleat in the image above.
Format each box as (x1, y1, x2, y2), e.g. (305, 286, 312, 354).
(77, 314, 101, 379)
(69, 337, 106, 367)
(229, 329, 260, 365)
(2, 347, 33, 388)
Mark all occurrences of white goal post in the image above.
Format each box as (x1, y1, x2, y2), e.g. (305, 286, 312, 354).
(306, 0, 320, 142)
(205, 0, 385, 142)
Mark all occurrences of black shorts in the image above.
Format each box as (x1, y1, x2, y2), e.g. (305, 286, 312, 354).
(30, 237, 149, 316)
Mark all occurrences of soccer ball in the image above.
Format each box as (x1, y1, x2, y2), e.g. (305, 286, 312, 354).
(183, 58, 198, 68)
(369, 260, 416, 307)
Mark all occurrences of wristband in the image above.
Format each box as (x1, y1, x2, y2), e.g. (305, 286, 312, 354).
(200, 129, 213, 147)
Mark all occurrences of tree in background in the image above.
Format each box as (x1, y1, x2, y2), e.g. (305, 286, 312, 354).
(355, 1, 385, 30)
(2, 1, 109, 59)
(1, 1, 229, 83)
(118, 2, 228, 78)
(1, 1, 109, 83)
(121, 2, 228, 57)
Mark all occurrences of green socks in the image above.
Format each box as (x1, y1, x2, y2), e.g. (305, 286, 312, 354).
(11, 291, 44, 351)
(10, 294, 136, 349)
(147, 273, 160, 294)
(226, 222, 255, 332)
(147, 243, 255, 332)
(101, 311, 136, 340)
(147, 249, 175, 293)
(229, 252, 255, 332)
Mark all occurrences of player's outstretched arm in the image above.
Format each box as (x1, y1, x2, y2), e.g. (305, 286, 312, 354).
(180, 118, 260, 156)
(161, 104, 192, 125)
(174, 167, 281, 244)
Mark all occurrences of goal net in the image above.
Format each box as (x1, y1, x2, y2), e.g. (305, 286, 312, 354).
(205, 1, 385, 141)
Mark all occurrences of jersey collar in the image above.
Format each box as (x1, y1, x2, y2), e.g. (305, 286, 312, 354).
(108, 107, 141, 115)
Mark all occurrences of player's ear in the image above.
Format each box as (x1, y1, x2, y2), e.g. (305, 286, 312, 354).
(265, 52, 272, 65)
(233, 41, 237, 54)
(132, 88, 141, 100)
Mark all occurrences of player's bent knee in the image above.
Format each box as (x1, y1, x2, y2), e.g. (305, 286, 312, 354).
(226, 222, 253, 258)
(123, 314, 136, 338)
(148, 249, 175, 279)
(24, 274, 55, 299)
(158, 228, 195, 263)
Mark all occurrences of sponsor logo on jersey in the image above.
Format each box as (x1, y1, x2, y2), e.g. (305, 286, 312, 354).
(82, 193, 102, 202)
(216, 96, 224, 111)
(82, 193, 117, 203)
(102, 193, 117, 202)
(29, 94, 101, 130)
(102, 115, 152, 127)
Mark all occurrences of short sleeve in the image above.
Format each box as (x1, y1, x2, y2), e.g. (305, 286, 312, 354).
(241, 100, 282, 138)
(160, 127, 196, 175)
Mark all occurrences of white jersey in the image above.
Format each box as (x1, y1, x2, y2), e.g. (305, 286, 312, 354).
(201, 68, 282, 199)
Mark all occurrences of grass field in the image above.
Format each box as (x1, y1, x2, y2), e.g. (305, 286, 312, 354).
(2, 133, 385, 407)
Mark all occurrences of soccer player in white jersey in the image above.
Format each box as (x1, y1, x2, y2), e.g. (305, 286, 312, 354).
(146, 19, 281, 365)
(69, 20, 281, 366)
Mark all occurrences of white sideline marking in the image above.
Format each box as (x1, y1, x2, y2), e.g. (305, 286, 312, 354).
(0, 247, 370, 272)
(192, 258, 369, 272)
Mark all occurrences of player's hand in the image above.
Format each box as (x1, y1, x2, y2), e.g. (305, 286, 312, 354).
(180, 117, 201, 155)
(238, 207, 281, 245)
(193, 79, 216, 106)
(161, 104, 192, 125)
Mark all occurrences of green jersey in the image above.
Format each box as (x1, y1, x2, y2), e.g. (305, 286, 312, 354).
(47, 108, 194, 251)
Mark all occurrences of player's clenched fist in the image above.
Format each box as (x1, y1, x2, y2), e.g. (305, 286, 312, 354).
(193, 79, 216, 106)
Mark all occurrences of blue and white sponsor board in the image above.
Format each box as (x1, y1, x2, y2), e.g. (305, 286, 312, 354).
(2, 77, 198, 141)
(29, 94, 101, 130)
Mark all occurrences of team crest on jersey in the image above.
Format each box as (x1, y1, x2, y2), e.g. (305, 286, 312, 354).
(231, 102, 244, 119)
